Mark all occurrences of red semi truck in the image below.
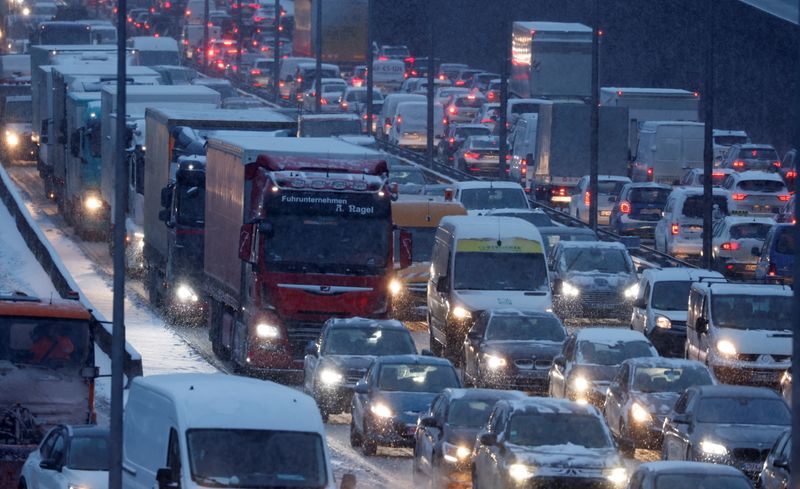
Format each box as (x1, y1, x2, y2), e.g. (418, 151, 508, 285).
(203, 135, 396, 374)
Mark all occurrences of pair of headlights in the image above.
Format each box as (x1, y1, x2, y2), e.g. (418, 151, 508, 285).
(562, 282, 639, 299)
(508, 463, 627, 485)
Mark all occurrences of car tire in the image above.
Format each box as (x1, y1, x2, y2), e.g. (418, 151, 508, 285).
(362, 434, 377, 456)
(349, 417, 362, 448)
(429, 325, 443, 357)
(619, 420, 635, 457)
(18, 478, 26, 489)
(461, 357, 472, 387)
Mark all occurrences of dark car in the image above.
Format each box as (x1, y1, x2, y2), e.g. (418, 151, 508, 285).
(537, 225, 598, 256)
(1, 95, 34, 160)
(754, 223, 794, 284)
(412, 388, 526, 488)
(720, 144, 781, 172)
(303, 318, 417, 421)
(549, 241, 639, 319)
(350, 355, 460, 456)
(472, 398, 628, 489)
(548, 328, 658, 407)
(661, 385, 791, 479)
(461, 309, 566, 392)
(436, 123, 491, 162)
(609, 182, 672, 238)
(602, 358, 715, 453)
(758, 429, 790, 489)
(628, 461, 754, 489)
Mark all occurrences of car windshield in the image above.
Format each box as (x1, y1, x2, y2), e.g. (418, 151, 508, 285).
(563, 247, 631, 273)
(711, 294, 792, 331)
(395, 227, 436, 262)
(459, 188, 527, 210)
(577, 340, 656, 365)
(729, 223, 771, 240)
(68, 435, 110, 471)
(651, 281, 692, 311)
(39, 25, 91, 44)
(598, 180, 628, 196)
(390, 168, 426, 185)
(509, 102, 541, 115)
(632, 366, 714, 393)
(683, 195, 729, 218)
(4, 100, 31, 123)
(447, 399, 496, 427)
(455, 96, 485, 108)
(493, 212, 552, 227)
(737, 179, 786, 192)
(348, 91, 383, 102)
(0, 317, 91, 369)
(377, 363, 459, 393)
(629, 188, 670, 204)
(454, 252, 548, 291)
(469, 138, 498, 150)
(655, 474, 752, 489)
(382, 47, 408, 56)
(540, 230, 597, 256)
(715, 135, 749, 146)
(507, 413, 612, 448)
(322, 328, 415, 356)
(696, 397, 790, 425)
(186, 429, 326, 488)
(484, 315, 565, 341)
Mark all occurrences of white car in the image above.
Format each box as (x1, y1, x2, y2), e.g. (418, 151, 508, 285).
(302, 78, 348, 112)
(337, 86, 384, 114)
(20, 425, 109, 489)
(387, 101, 444, 149)
(711, 215, 775, 278)
(654, 187, 730, 257)
(452, 181, 530, 214)
(568, 175, 631, 225)
(721, 170, 790, 216)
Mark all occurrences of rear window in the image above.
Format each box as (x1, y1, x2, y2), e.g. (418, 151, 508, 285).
(682, 195, 728, 218)
(729, 223, 772, 240)
(455, 96, 485, 108)
(737, 180, 786, 193)
(775, 228, 795, 254)
(598, 180, 627, 196)
(741, 148, 778, 161)
(629, 188, 670, 204)
(469, 138, 499, 150)
(456, 127, 491, 139)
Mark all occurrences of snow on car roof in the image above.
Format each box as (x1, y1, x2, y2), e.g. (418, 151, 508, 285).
(208, 133, 383, 157)
(574, 327, 650, 344)
(576, 174, 631, 182)
(692, 282, 793, 296)
(556, 240, 627, 250)
(325, 317, 406, 330)
(602, 87, 696, 96)
(729, 170, 785, 182)
(440, 216, 544, 241)
(454, 180, 525, 190)
(504, 397, 599, 415)
(721, 215, 778, 225)
(622, 357, 706, 369)
(668, 186, 730, 197)
(693, 384, 785, 399)
(515, 21, 592, 33)
(737, 143, 775, 149)
(373, 354, 453, 366)
(299, 113, 360, 121)
(146, 107, 294, 124)
(52, 63, 157, 76)
(641, 267, 725, 282)
(136, 374, 323, 431)
(446, 388, 527, 401)
(637, 461, 749, 475)
(479, 208, 548, 216)
(486, 308, 562, 320)
(129, 36, 178, 50)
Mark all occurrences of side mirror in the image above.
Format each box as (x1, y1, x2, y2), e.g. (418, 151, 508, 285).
(305, 341, 318, 357)
(467, 330, 482, 341)
(751, 246, 761, 257)
(156, 468, 179, 489)
(695, 317, 709, 335)
(39, 459, 60, 471)
(80, 365, 100, 379)
(436, 276, 450, 293)
(419, 415, 438, 428)
(238, 223, 257, 265)
(354, 379, 369, 394)
(633, 297, 646, 309)
(479, 432, 497, 446)
(553, 355, 566, 368)
(399, 229, 413, 269)
(340, 473, 357, 489)
(420, 348, 434, 356)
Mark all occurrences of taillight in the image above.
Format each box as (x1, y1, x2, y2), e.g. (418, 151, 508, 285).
(773, 161, 782, 168)
(619, 201, 631, 214)
(671, 223, 680, 235)
(521, 160, 527, 175)
(583, 191, 591, 207)
(320, 98, 328, 105)
(463, 151, 480, 159)
(448, 137, 455, 144)
(720, 242, 740, 251)
(732, 160, 745, 169)
(296, 76, 302, 83)
(646, 167, 654, 181)
(278, 81, 285, 87)
(768, 262, 777, 276)
(732, 193, 748, 201)
(778, 194, 791, 201)
(442, 117, 449, 125)
(487, 92, 495, 101)
(786, 170, 797, 178)
(396, 115, 402, 124)
(250, 68, 261, 75)
(438, 74, 446, 80)
(505, 154, 511, 161)
(480, 118, 493, 124)
(341, 101, 348, 109)
(455, 80, 465, 86)
(448, 106, 457, 115)
(378, 55, 388, 61)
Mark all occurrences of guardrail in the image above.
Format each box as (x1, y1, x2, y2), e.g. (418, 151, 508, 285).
(0, 163, 143, 380)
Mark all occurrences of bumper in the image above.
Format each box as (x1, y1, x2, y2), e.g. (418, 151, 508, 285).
(615, 217, 659, 236)
(481, 370, 550, 393)
(368, 416, 418, 447)
(715, 258, 758, 277)
(695, 452, 766, 480)
(711, 364, 785, 387)
(668, 239, 702, 257)
(647, 326, 686, 357)
(558, 297, 632, 317)
(314, 385, 354, 414)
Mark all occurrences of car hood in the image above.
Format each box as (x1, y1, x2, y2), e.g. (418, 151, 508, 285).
(63, 468, 109, 488)
(572, 364, 619, 384)
(631, 391, 681, 416)
(452, 289, 551, 313)
(713, 328, 792, 356)
(374, 391, 437, 419)
(321, 355, 376, 371)
(562, 271, 636, 290)
(444, 425, 482, 448)
(507, 443, 622, 470)
(695, 423, 788, 448)
(481, 340, 562, 360)
(651, 308, 687, 322)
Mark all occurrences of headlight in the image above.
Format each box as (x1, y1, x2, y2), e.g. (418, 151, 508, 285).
(84, 195, 102, 211)
(256, 323, 280, 339)
(389, 278, 403, 295)
(175, 284, 198, 303)
(655, 315, 672, 329)
(5, 131, 18, 147)
(716, 340, 737, 357)
(624, 283, 639, 299)
(452, 306, 472, 319)
(69, 484, 89, 489)
(508, 463, 535, 481)
(442, 442, 471, 463)
(370, 403, 393, 418)
(630, 402, 652, 424)
(318, 368, 343, 386)
(700, 440, 728, 456)
(604, 467, 627, 485)
(562, 282, 580, 297)
(572, 376, 590, 392)
(484, 354, 507, 369)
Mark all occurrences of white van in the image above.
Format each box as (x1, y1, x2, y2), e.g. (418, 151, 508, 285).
(686, 282, 792, 387)
(427, 216, 552, 360)
(508, 113, 538, 186)
(277, 57, 315, 99)
(654, 187, 730, 257)
(377, 93, 424, 139)
(128, 37, 180, 66)
(453, 181, 530, 215)
(632, 121, 704, 184)
(371, 59, 405, 92)
(123, 374, 352, 489)
(388, 101, 444, 150)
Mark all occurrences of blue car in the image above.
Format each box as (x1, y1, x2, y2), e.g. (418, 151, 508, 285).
(609, 182, 672, 238)
(350, 355, 460, 456)
(754, 223, 793, 283)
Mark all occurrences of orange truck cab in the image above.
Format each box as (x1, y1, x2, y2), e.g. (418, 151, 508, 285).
(0, 292, 97, 489)
(390, 197, 467, 319)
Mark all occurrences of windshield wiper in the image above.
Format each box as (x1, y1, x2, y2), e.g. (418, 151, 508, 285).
(193, 475, 232, 487)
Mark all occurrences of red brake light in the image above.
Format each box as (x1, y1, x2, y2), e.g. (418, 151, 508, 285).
(341, 101, 348, 109)
(455, 80, 465, 86)
(505, 154, 511, 161)
(378, 55, 389, 61)
(164, 1, 171, 7)
(774, 161, 782, 168)
(396, 115, 402, 124)
(732, 160, 745, 168)
(583, 191, 591, 207)
(521, 160, 527, 175)
(321, 98, 328, 105)
(671, 223, 680, 235)
(786, 170, 797, 178)
(768, 263, 777, 276)
(448, 137, 455, 144)
(712, 171, 725, 177)
(438, 74, 446, 80)
(250, 68, 261, 75)
(487, 92, 495, 101)
(778, 194, 791, 201)
(463, 152, 480, 159)
(732, 193, 748, 201)
(404, 56, 415, 63)
(480, 118, 493, 124)
(720, 242, 740, 251)
(467, 94, 476, 100)
(619, 201, 631, 214)
(442, 117, 448, 125)
(448, 106, 457, 114)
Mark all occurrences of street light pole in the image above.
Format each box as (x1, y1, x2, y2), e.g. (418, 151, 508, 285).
(425, 0, 434, 166)
(272, 0, 280, 103)
(108, 0, 127, 487)
(498, 20, 509, 179)
(589, 0, 599, 231)
(365, 0, 373, 136)
(314, 0, 322, 113)
(790, 3, 800, 489)
(202, 0, 209, 72)
(702, 1, 715, 270)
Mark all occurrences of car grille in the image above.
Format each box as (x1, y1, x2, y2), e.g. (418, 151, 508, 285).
(346, 367, 367, 384)
(513, 358, 553, 370)
(581, 291, 623, 304)
(285, 322, 324, 359)
(527, 477, 613, 489)
(732, 448, 770, 463)
(735, 353, 790, 363)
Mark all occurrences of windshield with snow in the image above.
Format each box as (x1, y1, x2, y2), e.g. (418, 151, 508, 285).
(696, 397, 791, 425)
(187, 429, 326, 488)
(728, 223, 771, 240)
(577, 340, 656, 366)
(563, 247, 631, 274)
(507, 413, 612, 448)
(0, 317, 90, 369)
(454, 252, 548, 291)
(300, 120, 362, 137)
(651, 281, 692, 311)
(447, 399, 495, 427)
(484, 315, 565, 341)
(459, 188, 527, 210)
(68, 435, 110, 471)
(322, 328, 415, 356)
(711, 294, 792, 331)
(377, 363, 459, 393)
(4, 100, 31, 123)
(631, 366, 714, 393)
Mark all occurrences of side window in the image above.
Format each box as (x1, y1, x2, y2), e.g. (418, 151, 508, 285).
(641, 281, 651, 303)
(431, 239, 446, 279)
(471, 311, 490, 335)
(488, 408, 505, 433)
(701, 296, 709, 320)
(563, 336, 576, 360)
(166, 428, 181, 480)
(39, 430, 59, 459)
(778, 433, 791, 459)
(664, 198, 674, 215)
(434, 397, 447, 424)
(673, 392, 690, 414)
(613, 364, 629, 389)
(50, 432, 66, 465)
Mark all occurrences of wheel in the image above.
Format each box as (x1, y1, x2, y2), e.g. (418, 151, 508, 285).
(361, 430, 377, 456)
(461, 356, 473, 387)
(619, 420, 635, 457)
(349, 417, 362, 448)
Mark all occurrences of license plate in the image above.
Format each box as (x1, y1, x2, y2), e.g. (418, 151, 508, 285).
(600, 210, 611, 217)
(745, 264, 757, 271)
(405, 133, 420, 139)
(687, 226, 702, 232)
(640, 208, 661, 215)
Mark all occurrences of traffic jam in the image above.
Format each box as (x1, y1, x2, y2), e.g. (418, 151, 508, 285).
(0, 0, 796, 489)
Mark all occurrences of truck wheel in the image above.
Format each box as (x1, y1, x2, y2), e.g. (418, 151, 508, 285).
(210, 301, 231, 360)
(146, 267, 163, 308)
